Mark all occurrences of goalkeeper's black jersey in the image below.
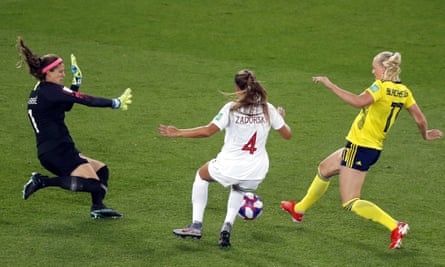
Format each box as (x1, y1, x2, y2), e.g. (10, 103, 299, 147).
(27, 82, 113, 156)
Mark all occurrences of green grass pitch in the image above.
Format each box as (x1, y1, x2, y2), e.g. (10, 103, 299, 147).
(1, 0, 444, 266)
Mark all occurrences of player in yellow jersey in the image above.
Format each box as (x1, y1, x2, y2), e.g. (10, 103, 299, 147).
(281, 51, 443, 249)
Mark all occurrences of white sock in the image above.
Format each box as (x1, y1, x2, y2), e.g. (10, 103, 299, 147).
(191, 171, 208, 223)
(223, 188, 244, 227)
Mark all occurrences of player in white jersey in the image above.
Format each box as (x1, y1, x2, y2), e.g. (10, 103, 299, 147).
(209, 101, 286, 186)
(158, 69, 292, 248)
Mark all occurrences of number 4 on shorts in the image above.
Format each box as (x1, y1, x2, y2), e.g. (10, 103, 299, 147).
(242, 132, 257, 154)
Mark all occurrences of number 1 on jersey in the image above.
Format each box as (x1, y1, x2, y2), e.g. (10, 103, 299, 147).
(242, 132, 257, 154)
(28, 109, 40, 134)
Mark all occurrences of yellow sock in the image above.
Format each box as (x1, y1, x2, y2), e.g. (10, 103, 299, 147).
(344, 198, 398, 231)
(294, 173, 330, 212)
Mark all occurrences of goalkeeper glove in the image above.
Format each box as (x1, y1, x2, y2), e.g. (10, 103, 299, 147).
(70, 54, 82, 87)
(112, 88, 132, 110)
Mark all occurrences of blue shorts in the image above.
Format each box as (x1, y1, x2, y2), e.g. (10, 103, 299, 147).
(341, 141, 381, 171)
(38, 142, 88, 176)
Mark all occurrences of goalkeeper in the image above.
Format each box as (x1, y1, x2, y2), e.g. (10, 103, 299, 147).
(17, 37, 132, 219)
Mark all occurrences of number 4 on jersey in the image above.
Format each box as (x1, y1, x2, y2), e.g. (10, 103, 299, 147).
(242, 132, 257, 154)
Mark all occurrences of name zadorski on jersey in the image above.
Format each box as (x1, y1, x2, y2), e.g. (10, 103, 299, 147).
(235, 115, 266, 124)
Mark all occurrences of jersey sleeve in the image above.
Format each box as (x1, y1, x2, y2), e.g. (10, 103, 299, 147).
(364, 80, 384, 102)
(64, 85, 81, 111)
(268, 103, 285, 130)
(44, 84, 113, 108)
(404, 89, 416, 109)
(211, 102, 232, 130)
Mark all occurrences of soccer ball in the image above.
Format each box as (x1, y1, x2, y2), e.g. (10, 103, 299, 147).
(238, 192, 263, 220)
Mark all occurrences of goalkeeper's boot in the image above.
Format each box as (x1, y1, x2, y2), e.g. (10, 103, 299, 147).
(389, 222, 410, 249)
(280, 200, 304, 223)
(218, 222, 232, 248)
(173, 222, 202, 239)
(90, 205, 123, 219)
(23, 172, 45, 200)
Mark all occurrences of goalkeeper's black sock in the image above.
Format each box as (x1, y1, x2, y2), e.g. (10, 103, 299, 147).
(42, 176, 101, 193)
(90, 189, 106, 210)
(39, 176, 106, 209)
(90, 166, 110, 209)
(96, 166, 109, 187)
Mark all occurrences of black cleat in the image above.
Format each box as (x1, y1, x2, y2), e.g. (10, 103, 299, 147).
(23, 172, 44, 200)
(90, 207, 123, 219)
(218, 231, 231, 248)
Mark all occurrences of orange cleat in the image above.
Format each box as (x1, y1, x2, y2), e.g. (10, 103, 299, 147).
(280, 200, 304, 223)
(389, 222, 410, 249)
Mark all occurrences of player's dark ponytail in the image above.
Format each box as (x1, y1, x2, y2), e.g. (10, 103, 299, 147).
(17, 37, 61, 81)
(232, 69, 270, 123)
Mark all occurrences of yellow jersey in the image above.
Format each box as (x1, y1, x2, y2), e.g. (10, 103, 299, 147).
(346, 80, 416, 150)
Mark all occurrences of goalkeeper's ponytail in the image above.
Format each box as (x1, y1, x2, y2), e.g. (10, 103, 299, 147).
(17, 36, 61, 81)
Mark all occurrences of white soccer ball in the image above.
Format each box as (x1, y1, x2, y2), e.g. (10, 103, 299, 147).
(238, 192, 264, 220)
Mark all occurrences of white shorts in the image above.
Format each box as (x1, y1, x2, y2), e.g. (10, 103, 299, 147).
(208, 158, 265, 191)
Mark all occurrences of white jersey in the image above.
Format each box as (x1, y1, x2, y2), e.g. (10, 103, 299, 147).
(210, 101, 285, 182)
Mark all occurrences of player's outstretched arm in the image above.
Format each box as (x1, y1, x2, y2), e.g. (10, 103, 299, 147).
(312, 76, 373, 108)
(158, 123, 219, 138)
